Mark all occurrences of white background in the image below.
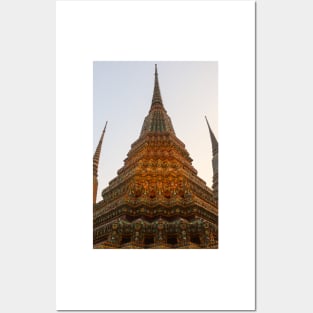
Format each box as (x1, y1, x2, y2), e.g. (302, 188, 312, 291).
(57, 1, 255, 310)
(3, 0, 313, 313)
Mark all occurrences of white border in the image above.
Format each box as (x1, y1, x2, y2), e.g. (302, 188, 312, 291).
(56, 1, 255, 310)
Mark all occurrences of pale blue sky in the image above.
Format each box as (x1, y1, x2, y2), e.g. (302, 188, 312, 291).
(94, 61, 218, 202)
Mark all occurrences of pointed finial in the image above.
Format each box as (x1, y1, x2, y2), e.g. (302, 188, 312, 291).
(93, 121, 108, 203)
(205, 116, 218, 155)
(204, 116, 208, 122)
(93, 121, 108, 177)
(151, 64, 163, 106)
(205, 116, 218, 202)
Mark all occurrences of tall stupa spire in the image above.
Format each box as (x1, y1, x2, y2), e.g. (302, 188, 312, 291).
(205, 116, 218, 202)
(151, 64, 163, 106)
(205, 116, 218, 155)
(93, 121, 108, 203)
(140, 65, 175, 136)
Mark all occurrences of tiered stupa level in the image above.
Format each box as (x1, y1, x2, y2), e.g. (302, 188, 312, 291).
(93, 65, 218, 248)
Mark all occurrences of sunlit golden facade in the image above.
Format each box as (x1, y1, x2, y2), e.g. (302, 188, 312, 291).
(93, 65, 218, 248)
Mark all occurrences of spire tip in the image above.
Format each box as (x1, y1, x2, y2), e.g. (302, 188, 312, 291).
(104, 121, 108, 132)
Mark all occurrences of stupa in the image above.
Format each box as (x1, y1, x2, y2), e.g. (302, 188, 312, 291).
(93, 65, 218, 248)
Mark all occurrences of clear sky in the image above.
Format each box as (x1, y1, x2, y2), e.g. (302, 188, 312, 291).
(93, 61, 218, 202)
